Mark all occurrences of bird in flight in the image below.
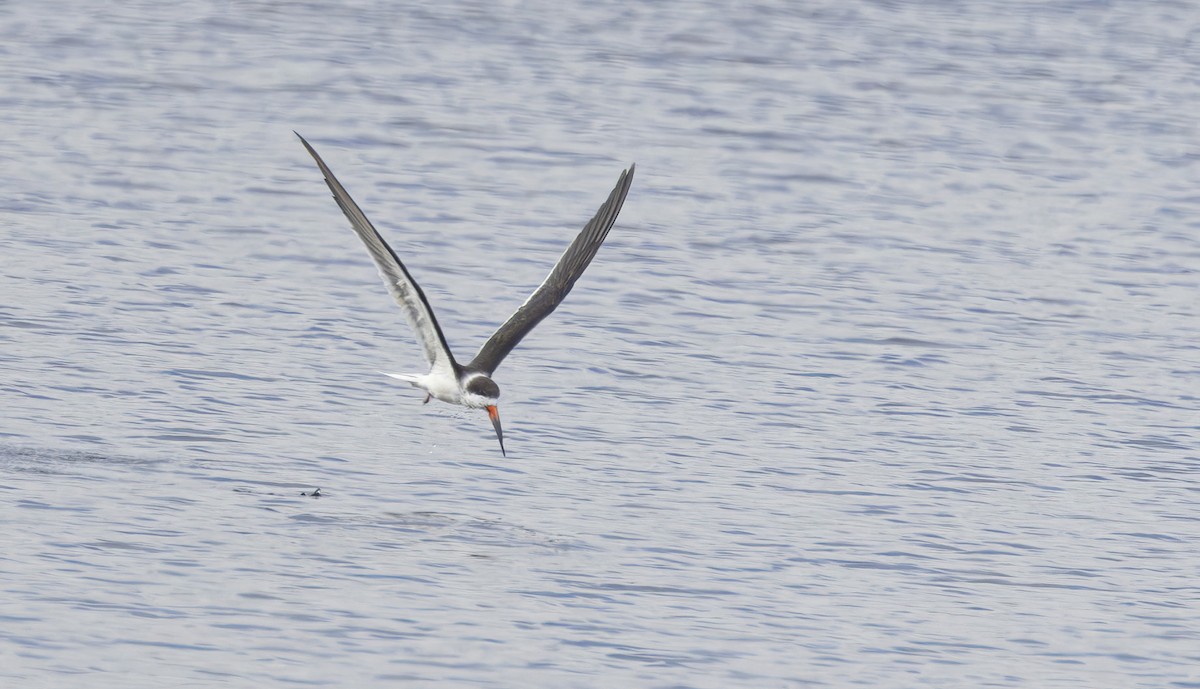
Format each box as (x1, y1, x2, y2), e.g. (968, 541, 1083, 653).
(296, 133, 634, 456)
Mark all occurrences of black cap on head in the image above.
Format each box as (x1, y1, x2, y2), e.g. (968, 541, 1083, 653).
(466, 376, 500, 399)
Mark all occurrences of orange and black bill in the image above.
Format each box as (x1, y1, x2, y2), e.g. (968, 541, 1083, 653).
(487, 405, 505, 456)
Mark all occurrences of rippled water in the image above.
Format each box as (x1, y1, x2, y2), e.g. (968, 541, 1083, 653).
(3, 0, 1199, 686)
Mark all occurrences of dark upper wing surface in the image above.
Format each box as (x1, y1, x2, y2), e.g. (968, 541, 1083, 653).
(468, 164, 635, 375)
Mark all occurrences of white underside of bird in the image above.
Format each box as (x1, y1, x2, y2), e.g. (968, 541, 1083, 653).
(382, 371, 493, 408)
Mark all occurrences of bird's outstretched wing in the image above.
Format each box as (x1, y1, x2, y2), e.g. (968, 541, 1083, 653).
(296, 133, 458, 378)
(468, 164, 635, 375)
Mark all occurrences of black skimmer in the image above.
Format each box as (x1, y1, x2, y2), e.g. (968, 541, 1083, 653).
(296, 133, 634, 456)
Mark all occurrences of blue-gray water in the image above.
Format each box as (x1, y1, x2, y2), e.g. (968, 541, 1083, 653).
(2, 1, 1198, 687)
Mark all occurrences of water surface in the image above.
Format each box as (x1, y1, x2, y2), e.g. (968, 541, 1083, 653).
(2, 1, 1198, 686)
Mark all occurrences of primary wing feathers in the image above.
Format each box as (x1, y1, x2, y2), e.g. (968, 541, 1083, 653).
(296, 133, 458, 377)
(468, 164, 635, 375)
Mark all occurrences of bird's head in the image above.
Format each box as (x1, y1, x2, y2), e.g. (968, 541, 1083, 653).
(464, 375, 504, 456)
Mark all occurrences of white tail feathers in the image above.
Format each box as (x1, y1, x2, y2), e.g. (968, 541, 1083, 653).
(381, 372, 422, 387)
